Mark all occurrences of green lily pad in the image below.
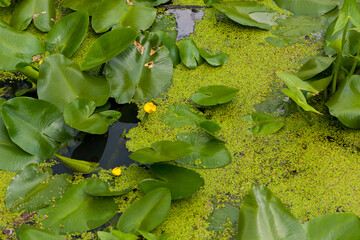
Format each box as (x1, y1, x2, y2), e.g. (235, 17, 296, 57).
(198, 48, 229, 67)
(296, 56, 334, 80)
(156, 30, 180, 66)
(92, 0, 156, 33)
(12, 0, 56, 32)
(117, 188, 171, 234)
(1, 97, 75, 159)
(55, 154, 99, 173)
(138, 163, 204, 199)
(45, 11, 89, 58)
(6, 164, 71, 213)
(176, 132, 231, 169)
(80, 28, 137, 71)
(243, 113, 284, 135)
(62, 0, 102, 16)
(148, 13, 177, 41)
(0, 24, 44, 71)
(161, 104, 206, 128)
(272, 0, 338, 16)
(131, 0, 169, 7)
(199, 120, 225, 142)
(105, 32, 173, 104)
(326, 75, 360, 129)
(16, 225, 65, 240)
(98, 230, 138, 240)
(179, 39, 203, 69)
(138, 230, 171, 240)
(212, 1, 275, 30)
(86, 178, 131, 197)
(191, 85, 239, 106)
(38, 54, 110, 111)
(64, 98, 121, 135)
(38, 179, 117, 234)
(271, 16, 324, 38)
(129, 140, 194, 164)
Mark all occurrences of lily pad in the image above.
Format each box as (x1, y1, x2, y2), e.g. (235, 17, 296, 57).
(38, 54, 110, 111)
(105, 32, 173, 104)
(161, 104, 206, 128)
(62, 0, 102, 16)
(117, 188, 171, 234)
(156, 30, 180, 66)
(212, 1, 275, 30)
(191, 85, 239, 106)
(272, 0, 338, 16)
(6, 164, 71, 213)
(326, 75, 360, 129)
(80, 28, 137, 71)
(0, 114, 41, 172)
(64, 98, 121, 135)
(138, 163, 204, 199)
(271, 16, 324, 38)
(55, 154, 99, 173)
(199, 120, 225, 142)
(296, 56, 334, 80)
(243, 113, 284, 135)
(98, 230, 138, 240)
(0, 24, 44, 71)
(129, 140, 194, 164)
(179, 39, 203, 69)
(1, 97, 75, 159)
(198, 48, 229, 67)
(16, 225, 65, 240)
(45, 11, 89, 58)
(12, 0, 56, 32)
(86, 178, 131, 197)
(92, 0, 156, 33)
(38, 179, 117, 234)
(176, 132, 231, 169)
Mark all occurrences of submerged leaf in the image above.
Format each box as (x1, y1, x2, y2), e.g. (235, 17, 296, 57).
(38, 54, 110, 111)
(326, 75, 360, 128)
(1, 97, 75, 159)
(64, 98, 121, 134)
(117, 188, 171, 234)
(272, 0, 337, 16)
(161, 104, 206, 128)
(55, 154, 99, 173)
(81, 28, 137, 70)
(138, 163, 204, 199)
(191, 85, 239, 106)
(106, 32, 173, 104)
(237, 186, 306, 240)
(212, 1, 275, 30)
(38, 179, 117, 234)
(45, 11, 89, 58)
(0, 24, 44, 71)
(129, 140, 194, 164)
(176, 132, 231, 169)
(12, 0, 56, 32)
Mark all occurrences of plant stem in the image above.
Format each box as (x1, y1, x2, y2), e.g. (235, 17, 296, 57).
(297, 105, 313, 126)
(331, 23, 348, 95)
(18, 66, 39, 82)
(349, 42, 360, 76)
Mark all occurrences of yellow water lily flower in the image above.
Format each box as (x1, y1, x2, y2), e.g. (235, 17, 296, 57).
(144, 102, 156, 114)
(112, 167, 122, 176)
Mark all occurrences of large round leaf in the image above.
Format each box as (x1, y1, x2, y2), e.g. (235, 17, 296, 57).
(117, 188, 171, 234)
(0, 24, 44, 71)
(161, 104, 206, 128)
(304, 213, 360, 239)
(6, 164, 71, 213)
(273, 0, 338, 17)
(129, 140, 194, 164)
(12, 0, 56, 32)
(16, 225, 65, 240)
(64, 98, 121, 134)
(190, 85, 239, 106)
(326, 75, 360, 129)
(139, 163, 204, 199)
(176, 133, 231, 169)
(237, 186, 306, 240)
(80, 28, 137, 71)
(86, 178, 131, 197)
(0, 115, 41, 172)
(45, 11, 89, 58)
(1, 97, 75, 159)
(212, 2, 275, 30)
(92, 0, 156, 33)
(38, 179, 117, 234)
(38, 54, 110, 111)
(106, 32, 173, 104)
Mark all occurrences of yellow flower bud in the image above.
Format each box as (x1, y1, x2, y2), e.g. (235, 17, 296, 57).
(144, 102, 156, 114)
(112, 167, 122, 176)
(38, 59, 43, 65)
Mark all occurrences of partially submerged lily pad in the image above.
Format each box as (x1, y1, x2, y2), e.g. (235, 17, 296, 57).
(161, 104, 206, 128)
(191, 85, 239, 106)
